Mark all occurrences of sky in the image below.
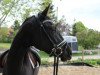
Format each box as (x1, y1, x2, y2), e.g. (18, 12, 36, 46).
(53, 0, 100, 31)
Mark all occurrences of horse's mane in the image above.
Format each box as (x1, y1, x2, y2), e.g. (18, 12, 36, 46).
(14, 16, 36, 38)
(21, 16, 35, 28)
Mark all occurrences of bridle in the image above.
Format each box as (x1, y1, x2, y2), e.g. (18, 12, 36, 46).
(35, 15, 67, 75)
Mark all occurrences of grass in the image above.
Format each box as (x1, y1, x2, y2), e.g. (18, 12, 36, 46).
(39, 51, 49, 58)
(70, 59, 100, 66)
(0, 43, 11, 49)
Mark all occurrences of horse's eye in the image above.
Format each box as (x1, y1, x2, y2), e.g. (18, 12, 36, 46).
(48, 21, 54, 25)
(43, 20, 54, 25)
(43, 22, 53, 26)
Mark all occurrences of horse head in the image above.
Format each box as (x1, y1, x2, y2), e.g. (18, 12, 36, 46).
(30, 4, 72, 62)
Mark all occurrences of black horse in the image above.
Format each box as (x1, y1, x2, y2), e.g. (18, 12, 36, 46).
(0, 5, 72, 75)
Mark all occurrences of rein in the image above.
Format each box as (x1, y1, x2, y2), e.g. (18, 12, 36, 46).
(52, 47, 61, 75)
(53, 55, 59, 75)
(51, 40, 66, 75)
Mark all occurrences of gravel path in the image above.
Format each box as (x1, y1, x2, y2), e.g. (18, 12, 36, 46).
(0, 66, 100, 75)
(38, 66, 100, 75)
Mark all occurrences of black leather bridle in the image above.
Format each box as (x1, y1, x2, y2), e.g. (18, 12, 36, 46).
(35, 16, 67, 75)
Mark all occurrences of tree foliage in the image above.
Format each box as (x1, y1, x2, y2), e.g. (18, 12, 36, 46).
(77, 29, 100, 49)
(72, 21, 87, 36)
(0, 0, 57, 27)
(0, 27, 11, 43)
(0, 0, 19, 26)
(0, 0, 35, 27)
(12, 20, 20, 31)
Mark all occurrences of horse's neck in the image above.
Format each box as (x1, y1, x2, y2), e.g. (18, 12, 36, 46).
(8, 29, 32, 60)
(11, 30, 31, 49)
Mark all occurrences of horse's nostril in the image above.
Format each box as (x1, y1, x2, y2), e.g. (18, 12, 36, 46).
(68, 56, 72, 60)
(61, 52, 72, 61)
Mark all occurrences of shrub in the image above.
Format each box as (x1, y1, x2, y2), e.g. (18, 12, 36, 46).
(97, 60, 100, 65)
(70, 59, 100, 66)
(78, 46, 84, 51)
(0, 27, 13, 43)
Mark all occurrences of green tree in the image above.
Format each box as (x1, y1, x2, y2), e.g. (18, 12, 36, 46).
(0, 27, 9, 42)
(0, 0, 35, 27)
(12, 20, 20, 31)
(0, 0, 19, 27)
(10, 20, 20, 40)
(77, 29, 100, 49)
(72, 21, 87, 36)
(72, 21, 100, 49)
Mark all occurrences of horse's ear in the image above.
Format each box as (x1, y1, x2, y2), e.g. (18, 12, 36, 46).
(41, 4, 50, 17)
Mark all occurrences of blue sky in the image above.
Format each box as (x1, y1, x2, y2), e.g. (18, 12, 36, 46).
(53, 0, 100, 31)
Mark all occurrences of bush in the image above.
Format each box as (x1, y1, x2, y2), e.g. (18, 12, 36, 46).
(85, 60, 97, 65)
(70, 59, 100, 66)
(97, 60, 100, 65)
(78, 46, 84, 51)
(0, 27, 13, 43)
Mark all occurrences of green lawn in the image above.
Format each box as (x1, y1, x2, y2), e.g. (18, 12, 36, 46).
(0, 43, 11, 49)
(39, 51, 49, 58)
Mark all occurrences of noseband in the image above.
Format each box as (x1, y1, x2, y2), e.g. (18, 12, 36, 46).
(35, 16, 67, 75)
